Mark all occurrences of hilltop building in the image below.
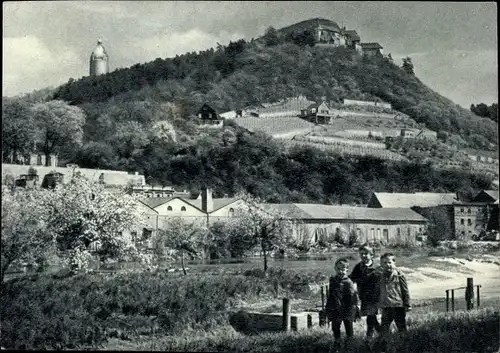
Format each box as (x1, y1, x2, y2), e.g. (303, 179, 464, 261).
(89, 39, 109, 76)
(196, 103, 223, 128)
(276, 18, 385, 57)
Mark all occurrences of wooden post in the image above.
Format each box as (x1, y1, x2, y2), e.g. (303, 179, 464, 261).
(321, 286, 325, 310)
(446, 290, 449, 312)
(466, 278, 474, 311)
(282, 298, 291, 331)
(451, 289, 455, 311)
(291, 316, 298, 331)
(307, 314, 313, 329)
(319, 310, 326, 327)
(476, 285, 480, 308)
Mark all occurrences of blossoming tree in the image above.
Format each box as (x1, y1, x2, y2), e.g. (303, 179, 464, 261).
(40, 172, 148, 271)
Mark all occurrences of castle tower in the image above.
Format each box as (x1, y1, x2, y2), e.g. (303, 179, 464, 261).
(89, 39, 109, 76)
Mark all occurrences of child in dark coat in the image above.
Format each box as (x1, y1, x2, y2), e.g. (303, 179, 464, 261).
(325, 257, 360, 349)
(350, 245, 381, 338)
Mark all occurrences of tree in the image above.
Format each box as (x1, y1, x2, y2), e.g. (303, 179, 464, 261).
(30, 100, 86, 166)
(41, 173, 147, 270)
(2, 99, 37, 162)
(401, 57, 415, 75)
(1, 186, 53, 282)
(412, 206, 452, 246)
(237, 194, 295, 273)
(156, 217, 208, 275)
(263, 26, 281, 47)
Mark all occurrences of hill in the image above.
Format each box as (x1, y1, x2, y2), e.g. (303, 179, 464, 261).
(51, 32, 497, 150)
(2, 19, 497, 202)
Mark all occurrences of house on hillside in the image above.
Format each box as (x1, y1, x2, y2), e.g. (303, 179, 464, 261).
(262, 203, 427, 245)
(400, 128, 437, 140)
(197, 103, 223, 128)
(300, 101, 334, 124)
(360, 43, 383, 57)
(344, 30, 362, 52)
(256, 96, 315, 118)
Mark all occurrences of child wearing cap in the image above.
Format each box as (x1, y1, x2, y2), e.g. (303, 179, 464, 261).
(325, 257, 361, 350)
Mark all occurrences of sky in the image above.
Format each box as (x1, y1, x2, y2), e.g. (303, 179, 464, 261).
(2, 1, 498, 108)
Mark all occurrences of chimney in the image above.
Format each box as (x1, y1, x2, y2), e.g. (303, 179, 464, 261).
(201, 186, 213, 213)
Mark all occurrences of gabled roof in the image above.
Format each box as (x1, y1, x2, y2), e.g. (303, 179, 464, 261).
(368, 192, 457, 208)
(344, 30, 360, 41)
(182, 197, 241, 213)
(141, 196, 242, 214)
(361, 42, 383, 49)
(262, 203, 427, 222)
(472, 190, 499, 202)
(307, 103, 319, 110)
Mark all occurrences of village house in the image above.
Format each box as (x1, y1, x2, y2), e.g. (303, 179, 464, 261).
(136, 188, 249, 248)
(262, 203, 427, 245)
(196, 103, 223, 128)
(131, 185, 190, 198)
(400, 128, 437, 140)
(360, 42, 384, 57)
(367, 191, 499, 240)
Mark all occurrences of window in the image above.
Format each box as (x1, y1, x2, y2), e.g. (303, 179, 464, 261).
(467, 208, 471, 214)
(370, 228, 375, 240)
(229, 208, 235, 217)
(131, 231, 138, 241)
(460, 219, 464, 225)
(142, 228, 152, 240)
(181, 206, 186, 211)
(460, 208, 464, 213)
(397, 228, 401, 237)
(376, 228, 381, 239)
(167, 206, 173, 211)
(407, 227, 411, 236)
(467, 219, 472, 226)
(383, 229, 389, 243)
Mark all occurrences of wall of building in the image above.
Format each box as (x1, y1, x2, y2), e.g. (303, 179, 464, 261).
(453, 204, 490, 239)
(294, 220, 426, 245)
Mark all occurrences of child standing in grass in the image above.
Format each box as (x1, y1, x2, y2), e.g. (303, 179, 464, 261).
(350, 245, 381, 339)
(378, 252, 411, 334)
(325, 257, 361, 351)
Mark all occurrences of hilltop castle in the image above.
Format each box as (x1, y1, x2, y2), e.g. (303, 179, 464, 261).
(278, 18, 384, 57)
(89, 39, 109, 76)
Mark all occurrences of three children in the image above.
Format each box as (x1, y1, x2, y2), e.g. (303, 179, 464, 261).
(326, 248, 411, 348)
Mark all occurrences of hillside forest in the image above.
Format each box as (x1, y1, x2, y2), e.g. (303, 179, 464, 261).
(2, 31, 497, 203)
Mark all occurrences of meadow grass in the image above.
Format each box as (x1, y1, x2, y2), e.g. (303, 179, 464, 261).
(104, 307, 500, 352)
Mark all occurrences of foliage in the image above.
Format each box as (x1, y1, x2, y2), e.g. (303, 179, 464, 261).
(237, 193, 296, 272)
(470, 102, 497, 123)
(207, 219, 255, 259)
(30, 100, 86, 164)
(40, 173, 147, 270)
(401, 56, 415, 75)
(1, 186, 53, 282)
(1, 99, 38, 161)
(156, 217, 209, 274)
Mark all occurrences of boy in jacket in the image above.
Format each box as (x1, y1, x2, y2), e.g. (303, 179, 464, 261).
(350, 245, 381, 338)
(326, 257, 361, 350)
(378, 253, 411, 333)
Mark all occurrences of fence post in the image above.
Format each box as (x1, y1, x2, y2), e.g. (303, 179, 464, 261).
(321, 285, 325, 310)
(282, 298, 291, 331)
(476, 285, 480, 308)
(466, 278, 474, 311)
(446, 290, 449, 312)
(451, 289, 455, 311)
(307, 314, 313, 329)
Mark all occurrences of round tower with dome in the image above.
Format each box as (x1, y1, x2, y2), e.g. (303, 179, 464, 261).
(89, 39, 109, 76)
